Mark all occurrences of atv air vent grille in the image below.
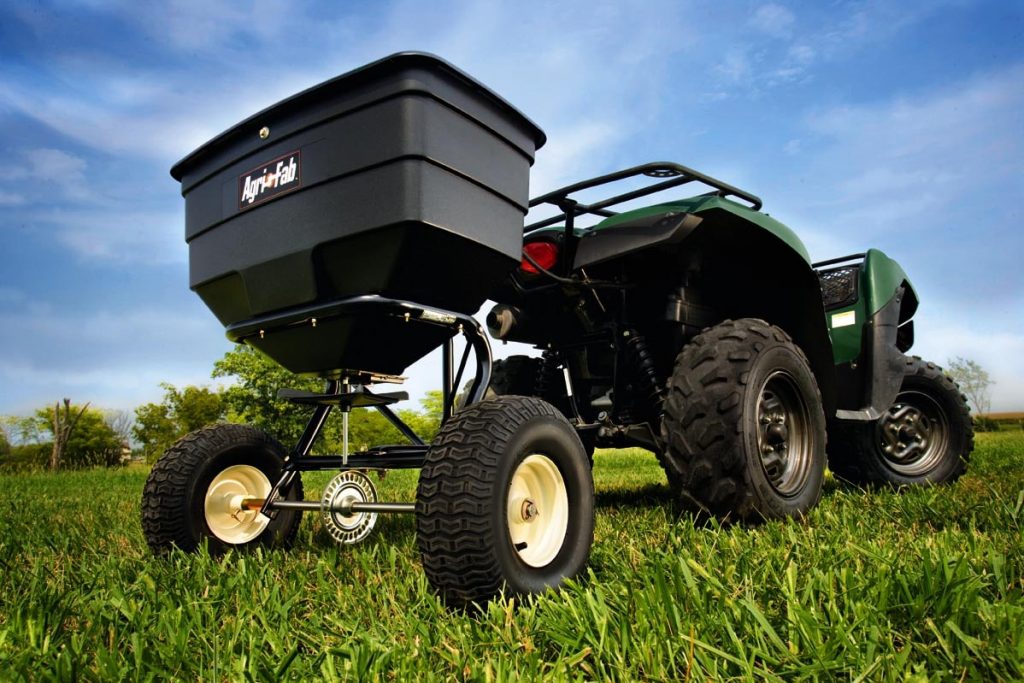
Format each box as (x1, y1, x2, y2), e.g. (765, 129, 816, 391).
(818, 266, 860, 310)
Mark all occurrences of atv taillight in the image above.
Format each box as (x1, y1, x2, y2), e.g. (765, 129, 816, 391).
(521, 241, 559, 274)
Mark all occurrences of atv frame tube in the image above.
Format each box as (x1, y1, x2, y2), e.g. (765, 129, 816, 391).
(527, 161, 763, 232)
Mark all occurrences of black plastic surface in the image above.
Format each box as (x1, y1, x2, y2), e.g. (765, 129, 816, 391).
(171, 53, 546, 375)
(572, 212, 703, 270)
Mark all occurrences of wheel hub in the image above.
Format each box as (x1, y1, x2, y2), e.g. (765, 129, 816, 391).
(506, 454, 569, 567)
(204, 465, 272, 544)
(322, 471, 378, 545)
(756, 371, 813, 496)
(876, 392, 949, 475)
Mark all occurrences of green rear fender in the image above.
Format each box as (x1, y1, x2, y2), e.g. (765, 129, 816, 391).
(594, 195, 812, 263)
(593, 196, 837, 413)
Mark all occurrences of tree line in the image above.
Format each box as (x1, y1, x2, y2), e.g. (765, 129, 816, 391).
(0, 351, 1002, 470)
(1, 346, 442, 470)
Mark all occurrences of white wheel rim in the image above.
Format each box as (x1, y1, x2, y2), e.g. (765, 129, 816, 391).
(204, 465, 272, 544)
(507, 454, 569, 568)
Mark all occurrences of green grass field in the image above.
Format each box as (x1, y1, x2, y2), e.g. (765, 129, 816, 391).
(1, 433, 1021, 681)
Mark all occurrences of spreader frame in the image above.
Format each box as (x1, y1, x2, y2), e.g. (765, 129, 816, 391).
(249, 294, 493, 518)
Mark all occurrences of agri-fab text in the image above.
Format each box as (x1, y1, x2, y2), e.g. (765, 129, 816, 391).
(239, 153, 300, 208)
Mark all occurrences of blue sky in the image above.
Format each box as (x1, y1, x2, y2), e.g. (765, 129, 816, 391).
(1, 0, 1022, 417)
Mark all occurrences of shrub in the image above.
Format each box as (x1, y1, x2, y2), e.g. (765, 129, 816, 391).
(0, 443, 50, 472)
(973, 416, 999, 432)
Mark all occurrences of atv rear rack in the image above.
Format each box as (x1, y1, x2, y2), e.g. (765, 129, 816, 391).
(525, 161, 763, 234)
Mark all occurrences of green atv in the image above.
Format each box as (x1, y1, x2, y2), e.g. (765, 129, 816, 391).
(483, 161, 973, 527)
(148, 53, 973, 608)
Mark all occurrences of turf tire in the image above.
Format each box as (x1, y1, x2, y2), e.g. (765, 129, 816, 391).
(828, 356, 973, 487)
(659, 318, 827, 521)
(141, 423, 303, 555)
(460, 356, 596, 459)
(416, 396, 594, 608)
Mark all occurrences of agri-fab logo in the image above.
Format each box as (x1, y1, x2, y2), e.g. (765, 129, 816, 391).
(238, 151, 301, 210)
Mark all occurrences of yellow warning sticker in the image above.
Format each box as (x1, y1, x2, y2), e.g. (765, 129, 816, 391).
(832, 310, 856, 328)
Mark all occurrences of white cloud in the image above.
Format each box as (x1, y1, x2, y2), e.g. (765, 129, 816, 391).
(911, 308, 1024, 412)
(529, 121, 621, 197)
(709, 1, 967, 97)
(28, 207, 186, 264)
(751, 4, 795, 38)
(22, 148, 92, 201)
(797, 63, 1024, 237)
(0, 190, 26, 206)
(0, 303, 232, 413)
(716, 50, 752, 83)
(757, 64, 1024, 409)
(24, 148, 86, 183)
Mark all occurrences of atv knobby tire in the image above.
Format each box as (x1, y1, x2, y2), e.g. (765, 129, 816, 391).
(487, 356, 544, 397)
(828, 356, 973, 487)
(453, 356, 540, 410)
(416, 395, 594, 608)
(141, 423, 303, 555)
(659, 318, 827, 521)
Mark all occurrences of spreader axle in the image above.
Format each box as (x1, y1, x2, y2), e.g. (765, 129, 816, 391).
(241, 498, 415, 515)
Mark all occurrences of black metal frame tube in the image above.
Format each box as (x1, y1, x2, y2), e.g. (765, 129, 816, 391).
(374, 403, 426, 446)
(525, 161, 763, 233)
(261, 380, 340, 516)
(253, 295, 493, 515)
(441, 338, 454, 420)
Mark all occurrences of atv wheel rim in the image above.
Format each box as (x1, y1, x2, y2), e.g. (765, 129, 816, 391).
(507, 454, 569, 568)
(204, 465, 272, 544)
(756, 371, 814, 497)
(877, 390, 950, 476)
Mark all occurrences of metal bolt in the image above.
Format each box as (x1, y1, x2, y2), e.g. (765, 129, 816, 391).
(521, 499, 538, 521)
(259, 126, 270, 139)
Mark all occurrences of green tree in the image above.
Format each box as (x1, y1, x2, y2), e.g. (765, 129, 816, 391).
(30, 404, 123, 468)
(0, 416, 49, 471)
(0, 426, 10, 459)
(1, 414, 45, 445)
(212, 346, 323, 445)
(398, 390, 443, 443)
(946, 357, 993, 417)
(212, 346, 442, 452)
(133, 384, 225, 461)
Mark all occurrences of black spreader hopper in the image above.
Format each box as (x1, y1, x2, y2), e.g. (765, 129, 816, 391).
(171, 52, 546, 376)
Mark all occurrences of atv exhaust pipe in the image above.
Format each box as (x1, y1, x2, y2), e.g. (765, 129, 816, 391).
(487, 304, 529, 341)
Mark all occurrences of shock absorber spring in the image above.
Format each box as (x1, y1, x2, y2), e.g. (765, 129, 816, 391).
(625, 331, 662, 411)
(535, 350, 561, 400)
